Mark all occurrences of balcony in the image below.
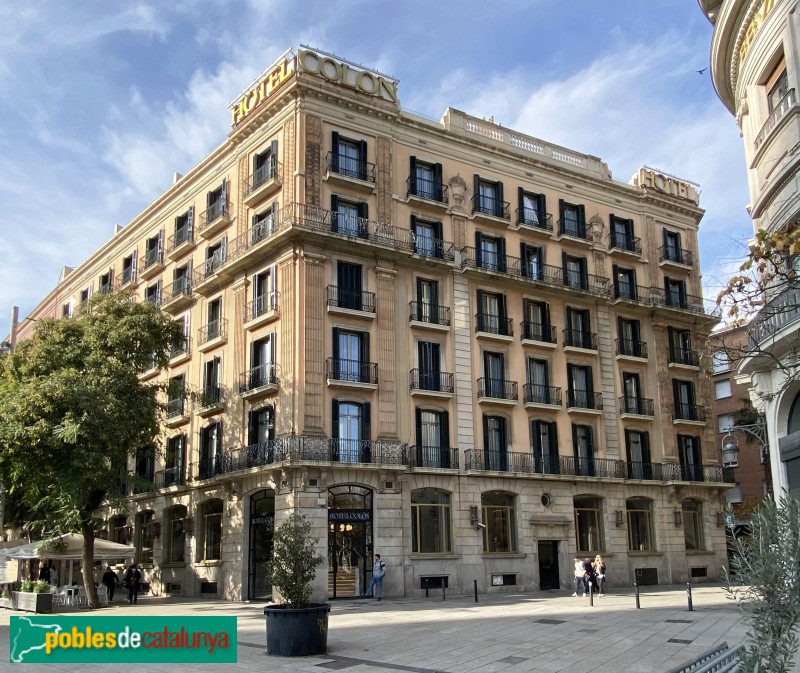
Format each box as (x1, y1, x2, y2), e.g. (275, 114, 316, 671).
(460, 246, 563, 287)
(746, 286, 800, 351)
(218, 440, 288, 474)
(472, 194, 510, 222)
(169, 337, 191, 366)
(196, 455, 223, 481)
(616, 338, 648, 359)
(244, 292, 280, 329)
(239, 363, 279, 399)
(563, 329, 597, 350)
(627, 462, 676, 481)
(465, 449, 534, 473)
(619, 396, 655, 417)
(558, 221, 591, 242)
(559, 456, 625, 479)
(406, 175, 448, 207)
(678, 465, 736, 484)
(477, 377, 518, 403)
(160, 279, 194, 313)
(408, 446, 458, 469)
(199, 200, 232, 240)
(139, 249, 164, 281)
(754, 88, 797, 152)
(650, 288, 707, 315)
(164, 398, 189, 427)
(326, 358, 378, 387)
(308, 438, 406, 466)
(408, 301, 451, 330)
(658, 245, 693, 268)
(672, 403, 707, 424)
(167, 227, 194, 260)
(563, 270, 611, 296)
(515, 207, 553, 233)
(192, 250, 228, 295)
(409, 369, 454, 396)
(154, 466, 186, 489)
(567, 390, 603, 412)
(116, 268, 137, 290)
(326, 151, 375, 187)
(197, 318, 228, 352)
(523, 383, 562, 407)
(613, 283, 651, 304)
(609, 232, 642, 255)
(197, 385, 224, 417)
(97, 283, 114, 296)
(669, 347, 700, 368)
(475, 313, 513, 339)
(326, 285, 376, 317)
(243, 158, 282, 208)
(521, 322, 557, 346)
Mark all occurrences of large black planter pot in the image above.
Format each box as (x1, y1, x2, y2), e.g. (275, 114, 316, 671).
(264, 603, 330, 656)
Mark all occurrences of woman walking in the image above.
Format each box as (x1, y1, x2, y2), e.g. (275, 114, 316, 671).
(572, 557, 586, 597)
(593, 555, 606, 597)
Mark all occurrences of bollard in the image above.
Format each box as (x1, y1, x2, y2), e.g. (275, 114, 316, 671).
(589, 582, 594, 606)
(442, 584, 446, 601)
(634, 581, 641, 609)
(687, 582, 693, 612)
(474, 579, 478, 603)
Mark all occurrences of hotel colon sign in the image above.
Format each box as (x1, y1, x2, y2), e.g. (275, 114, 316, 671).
(13, 46, 730, 601)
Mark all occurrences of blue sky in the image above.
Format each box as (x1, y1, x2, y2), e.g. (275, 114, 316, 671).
(0, 1, 751, 338)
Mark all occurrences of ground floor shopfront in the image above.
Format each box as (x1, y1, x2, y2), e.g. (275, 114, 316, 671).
(108, 466, 730, 602)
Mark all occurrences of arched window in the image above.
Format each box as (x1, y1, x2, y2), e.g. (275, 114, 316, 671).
(411, 489, 452, 553)
(788, 391, 800, 435)
(481, 491, 517, 552)
(198, 500, 223, 561)
(165, 505, 188, 564)
(681, 500, 705, 550)
(626, 498, 654, 551)
(110, 515, 128, 545)
(574, 496, 604, 553)
(135, 510, 155, 564)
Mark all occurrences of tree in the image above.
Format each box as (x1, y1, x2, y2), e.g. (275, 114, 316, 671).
(725, 494, 800, 673)
(0, 292, 183, 608)
(266, 513, 323, 608)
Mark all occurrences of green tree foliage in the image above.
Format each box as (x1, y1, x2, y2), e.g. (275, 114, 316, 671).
(0, 292, 183, 608)
(725, 495, 800, 673)
(266, 513, 323, 608)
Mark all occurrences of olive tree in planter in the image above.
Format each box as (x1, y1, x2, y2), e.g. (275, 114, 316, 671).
(14, 580, 53, 614)
(264, 513, 328, 656)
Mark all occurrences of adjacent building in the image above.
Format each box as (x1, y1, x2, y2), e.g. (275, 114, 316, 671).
(11, 47, 728, 601)
(700, 0, 800, 500)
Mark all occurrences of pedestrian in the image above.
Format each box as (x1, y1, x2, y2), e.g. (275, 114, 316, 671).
(593, 555, 606, 597)
(364, 553, 386, 601)
(38, 562, 50, 583)
(48, 562, 59, 587)
(572, 557, 586, 597)
(102, 565, 118, 602)
(123, 563, 141, 605)
(584, 558, 596, 595)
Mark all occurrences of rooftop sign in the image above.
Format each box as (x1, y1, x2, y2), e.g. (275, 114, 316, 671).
(230, 55, 294, 127)
(631, 166, 700, 204)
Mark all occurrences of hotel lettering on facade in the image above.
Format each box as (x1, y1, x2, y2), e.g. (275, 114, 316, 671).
(16, 47, 730, 601)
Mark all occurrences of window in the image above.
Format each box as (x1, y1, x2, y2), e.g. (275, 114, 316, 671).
(715, 379, 732, 399)
(565, 307, 592, 349)
(248, 334, 276, 388)
(121, 252, 137, 285)
(473, 175, 506, 218)
(417, 341, 442, 391)
(199, 421, 222, 479)
(665, 277, 687, 308)
(98, 269, 114, 295)
(111, 515, 128, 546)
(567, 363, 594, 408)
(199, 500, 223, 561)
(681, 500, 705, 550)
(80, 286, 92, 307)
(247, 406, 274, 448)
(572, 424, 595, 476)
(144, 281, 161, 306)
(411, 216, 444, 258)
(336, 261, 364, 310)
(767, 67, 789, 113)
(522, 299, 552, 342)
(202, 356, 221, 405)
(252, 204, 276, 244)
(678, 435, 703, 482)
(483, 351, 506, 398)
(621, 372, 643, 414)
(520, 243, 544, 280)
(205, 180, 228, 222)
(712, 350, 731, 373)
(475, 232, 506, 272)
(414, 409, 451, 468)
(409, 157, 443, 201)
(531, 419, 558, 474)
(144, 231, 163, 268)
(518, 188, 546, 228)
(332, 400, 371, 462)
(669, 327, 695, 365)
(662, 229, 684, 263)
(250, 266, 277, 319)
(411, 489, 452, 553)
(136, 511, 155, 565)
(574, 497, 604, 552)
(61, 300, 74, 319)
(559, 200, 586, 238)
(617, 317, 643, 357)
(482, 415, 508, 470)
(414, 278, 441, 324)
(526, 358, 551, 403)
(203, 237, 227, 277)
(563, 253, 588, 290)
(610, 215, 636, 251)
(331, 132, 367, 180)
(718, 413, 735, 433)
(164, 505, 187, 564)
(481, 491, 517, 552)
(613, 266, 637, 300)
(173, 208, 194, 248)
(206, 298, 222, 340)
(673, 379, 697, 420)
(476, 290, 509, 335)
(625, 429, 652, 479)
(173, 262, 191, 297)
(164, 434, 185, 487)
(167, 374, 186, 418)
(252, 139, 278, 188)
(135, 446, 155, 487)
(626, 499, 654, 551)
(331, 327, 370, 383)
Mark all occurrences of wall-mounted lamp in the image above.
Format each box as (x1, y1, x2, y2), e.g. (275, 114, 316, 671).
(615, 510, 623, 527)
(716, 512, 727, 527)
(673, 509, 683, 527)
(469, 505, 479, 526)
(721, 432, 740, 468)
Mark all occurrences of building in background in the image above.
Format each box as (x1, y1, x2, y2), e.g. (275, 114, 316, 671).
(10, 47, 728, 601)
(700, 0, 800, 500)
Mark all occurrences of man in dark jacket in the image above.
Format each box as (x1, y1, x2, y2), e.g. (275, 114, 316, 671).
(124, 563, 142, 605)
(102, 565, 118, 602)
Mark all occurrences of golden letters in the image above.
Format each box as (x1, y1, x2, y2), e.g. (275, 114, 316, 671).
(230, 59, 293, 127)
(638, 168, 696, 202)
(739, 0, 776, 64)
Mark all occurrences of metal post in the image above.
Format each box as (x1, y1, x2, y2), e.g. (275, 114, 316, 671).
(442, 585, 445, 601)
(474, 579, 478, 603)
(634, 581, 640, 609)
(687, 582, 693, 611)
(589, 582, 594, 606)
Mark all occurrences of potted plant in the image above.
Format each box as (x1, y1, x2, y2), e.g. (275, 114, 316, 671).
(264, 513, 328, 656)
(13, 579, 54, 613)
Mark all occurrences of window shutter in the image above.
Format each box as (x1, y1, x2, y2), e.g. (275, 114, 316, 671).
(571, 423, 579, 458)
(157, 230, 164, 258)
(415, 408, 422, 446)
(220, 235, 227, 263)
(537, 194, 546, 224)
(577, 204, 586, 237)
(482, 414, 490, 449)
(358, 139, 368, 180)
(476, 289, 485, 330)
(543, 302, 551, 329)
(441, 411, 450, 449)
(409, 156, 417, 194)
(357, 202, 369, 239)
(641, 432, 651, 463)
(331, 401, 339, 439)
(475, 231, 482, 266)
(624, 428, 631, 461)
(580, 258, 588, 289)
(558, 198, 565, 231)
(548, 421, 557, 456)
(187, 206, 194, 238)
(131, 249, 138, 282)
(330, 195, 339, 233)
(331, 132, 340, 172)
(270, 139, 279, 175)
(520, 242, 528, 277)
(616, 315, 623, 341)
(631, 319, 640, 342)
(269, 333, 276, 365)
(567, 363, 574, 396)
(361, 331, 370, 366)
(221, 179, 227, 208)
(672, 379, 681, 408)
(498, 293, 507, 322)
(473, 174, 481, 209)
(497, 237, 506, 272)
(561, 251, 569, 286)
(518, 187, 525, 224)
(332, 327, 340, 361)
(434, 163, 443, 201)
(361, 402, 371, 444)
(496, 181, 504, 217)
(612, 264, 620, 296)
(252, 150, 259, 174)
(410, 214, 417, 238)
(247, 410, 257, 446)
(586, 425, 594, 457)
(586, 365, 594, 396)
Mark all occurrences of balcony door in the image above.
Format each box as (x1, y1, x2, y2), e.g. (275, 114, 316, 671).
(416, 278, 438, 323)
(623, 372, 641, 413)
(416, 409, 450, 468)
(418, 341, 441, 391)
(483, 415, 508, 471)
(332, 401, 370, 464)
(250, 335, 275, 386)
(625, 430, 651, 479)
(337, 262, 363, 310)
(484, 351, 505, 398)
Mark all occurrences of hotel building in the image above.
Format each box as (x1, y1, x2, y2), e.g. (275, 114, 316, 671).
(12, 47, 729, 601)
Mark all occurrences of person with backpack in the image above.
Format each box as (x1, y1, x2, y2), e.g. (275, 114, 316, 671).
(364, 553, 386, 601)
(124, 563, 142, 605)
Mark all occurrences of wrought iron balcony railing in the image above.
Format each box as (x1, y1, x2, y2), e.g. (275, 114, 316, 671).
(616, 338, 648, 358)
(669, 347, 700, 366)
(326, 358, 378, 385)
(198, 318, 227, 345)
(166, 398, 186, 419)
(161, 278, 192, 305)
(244, 292, 279, 322)
(613, 283, 650, 302)
(326, 285, 376, 313)
(477, 377, 518, 401)
(619, 396, 655, 416)
(409, 369, 454, 394)
(658, 245, 693, 266)
(154, 466, 186, 489)
(141, 248, 163, 272)
(609, 232, 642, 254)
(168, 226, 193, 252)
(523, 384, 562, 405)
(198, 385, 222, 408)
(516, 208, 553, 231)
(650, 288, 707, 314)
(472, 194, 510, 220)
(199, 199, 231, 231)
(475, 313, 513, 336)
(563, 329, 597, 349)
(408, 446, 459, 469)
(672, 403, 707, 422)
(521, 321, 557, 344)
(754, 88, 797, 152)
(558, 220, 590, 240)
(466, 449, 534, 473)
(239, 363, 279, 393)
(563, 269, 611, 295)
(406, 175, 448, 204)
(559, 456, 625, 479)
(327, 151, 375, 182)
(408, 301, 451, 326)
(170, 336, 191, 360)
(243, 158, 282, 196)
(567, 390, 603, 410)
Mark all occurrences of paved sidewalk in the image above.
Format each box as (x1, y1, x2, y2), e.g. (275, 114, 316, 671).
(0, 584, 791, 673)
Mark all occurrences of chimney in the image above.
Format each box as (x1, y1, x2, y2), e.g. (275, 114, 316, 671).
(9, 306, 19, 350)
(173, 172, 183, 185)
